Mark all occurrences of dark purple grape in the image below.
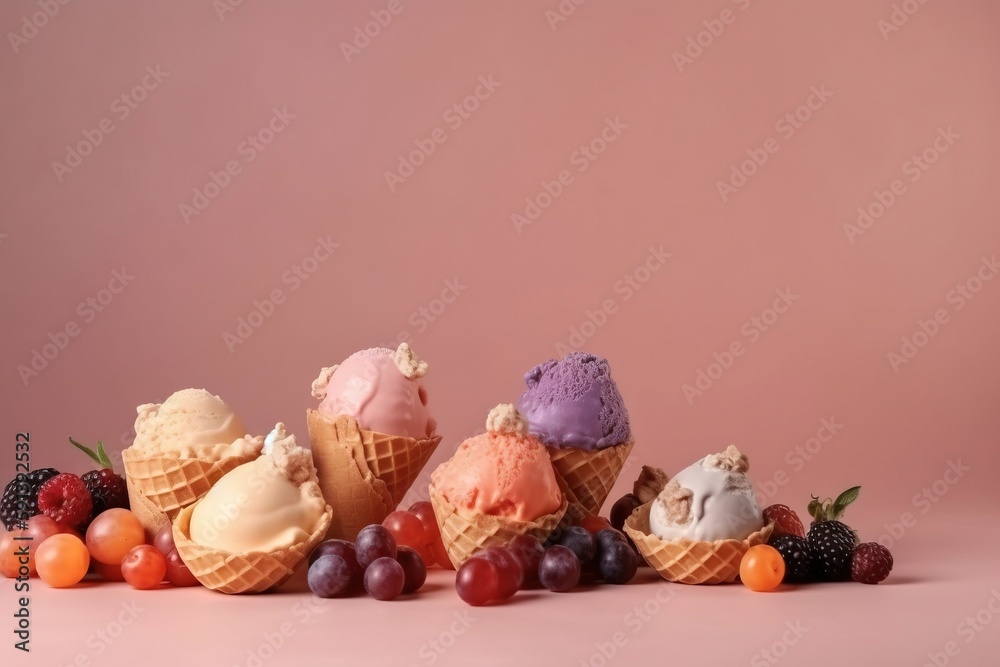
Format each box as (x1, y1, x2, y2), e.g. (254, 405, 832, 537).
(355, 525, 397, 569)
(396, 546, 427, 594)
(557, 526, 596, 564)
(539, 545, 581, 592)
(479, 547, 523, 599)
(598, 539, 639, 584)
(508, 534, 544, 588)
(364, 557, 405, 601)
(595, 528, 629, 551)
(455, 557, 498, 606)
(308, 555, 354, 598)
(610, 494, 641, 532)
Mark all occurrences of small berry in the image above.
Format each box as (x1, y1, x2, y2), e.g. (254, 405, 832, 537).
(807, 520, 854, 581)
(770, 535, 812, 583)
(763, 504, 805, 538)
(37, 473, 93, 528)
(851, 543, 893, 584)
(81, 469, 129, 515)
(0, 468, 60, 529)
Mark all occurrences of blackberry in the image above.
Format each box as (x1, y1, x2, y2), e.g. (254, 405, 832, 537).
(770, 535, 812, 583)
(807, 521, 855, 581)
(82, 468, 129, 515)
(0, 468, 60, 529)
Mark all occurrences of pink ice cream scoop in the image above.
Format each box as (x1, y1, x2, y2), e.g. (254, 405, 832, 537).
(311, 344, 436, 439)
(431, 404, 562, 522)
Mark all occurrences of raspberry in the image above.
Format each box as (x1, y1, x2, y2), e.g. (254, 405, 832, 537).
(763, 504, 805, 538)
(770, 535, 812, 583)
(37, 473, 93, 528)
(0, 468, 60, 529)
(82, 469, 129, 515)
(851, 542, 893, 584)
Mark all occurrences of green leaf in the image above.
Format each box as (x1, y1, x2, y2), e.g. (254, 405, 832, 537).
(95, 442, 113, 469)
(69, 437, 114, 471)
(807, 496, 823, 521)
(832, 486, 861, 518)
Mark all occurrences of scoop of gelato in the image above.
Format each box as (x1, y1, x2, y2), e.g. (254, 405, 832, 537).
(131, 388, 258, 460)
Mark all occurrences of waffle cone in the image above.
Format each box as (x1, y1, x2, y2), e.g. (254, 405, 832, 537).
(306, 410, 441, 541)
(429, 485, 568, 568)
(172, 501, 332, 594)
(121, 447, 259, 537)
(547, 440, 634, 519)
(624, 501, 773, 584)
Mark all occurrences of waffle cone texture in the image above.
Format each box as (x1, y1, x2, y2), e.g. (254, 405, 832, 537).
(624, 501, 774, 585)
(172, 501, 332, 594)
(429, 484, 568, 568)
(121, 447, 259, 538)
(546, 439, 634, 519)
(306, 409, 441, 541)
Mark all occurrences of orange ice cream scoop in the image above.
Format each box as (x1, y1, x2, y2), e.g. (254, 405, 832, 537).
(431, 404, 562, 522)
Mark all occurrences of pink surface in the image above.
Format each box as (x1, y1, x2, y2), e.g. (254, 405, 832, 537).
(2, 0, 999, 664)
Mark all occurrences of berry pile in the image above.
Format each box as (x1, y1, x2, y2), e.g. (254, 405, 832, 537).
(752, 486, 894, 588)
(453, 522, 639, 606)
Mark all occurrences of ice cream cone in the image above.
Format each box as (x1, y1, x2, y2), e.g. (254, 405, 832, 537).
(429, 484, 568, 568)
(624, 501, 773, 584)
(546, 439, 634, 520)
(306, 409, 441, 541)
(121, 448, 258, 538)
(172, 501, 332, 594)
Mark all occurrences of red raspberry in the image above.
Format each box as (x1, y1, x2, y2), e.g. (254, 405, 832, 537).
(763, 504, 805, 539)
(851, 542, 893, 584)
(37, 473, 93, 528)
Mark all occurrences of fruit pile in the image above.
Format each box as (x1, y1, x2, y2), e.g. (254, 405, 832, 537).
(743, 487, 894, 591)
(306, 501, 446, 601)
(453, 521, 639, 606)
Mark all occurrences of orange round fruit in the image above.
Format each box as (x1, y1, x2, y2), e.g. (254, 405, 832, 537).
(36, 534, 90, 588)
(740, 544, 785, 592)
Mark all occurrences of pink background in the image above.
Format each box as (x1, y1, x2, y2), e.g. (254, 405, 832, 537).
(2, 1, 999, 665)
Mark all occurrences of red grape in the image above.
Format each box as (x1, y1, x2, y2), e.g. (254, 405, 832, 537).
(430, 537, 454, 570)
(557, 526, 596, 564)
(364, 557, 404, 601)
(355, 525, 397, 569)
(508, 534, 544, 587)
(309, 554, 355, 598)
(539, 545, 580, 592)
(455, 557, 498, 606)
(396, 546, 427, 594)
(579, 515, 613, 534)
(121, 545, 166, 590)
(479, 547, 522, 599)
(598, 539, 638, 584)
(610, 494, 641, 532)
(93, 559, 126, 582)
(309, 539, 363, 587)
(382, 511, 426, 550)
(407, 501, 440, 542)
(165, 549, 200, 587)
(153, 523, 175, 555)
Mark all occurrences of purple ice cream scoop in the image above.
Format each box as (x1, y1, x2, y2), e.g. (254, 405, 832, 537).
(515, 352, 631, 450)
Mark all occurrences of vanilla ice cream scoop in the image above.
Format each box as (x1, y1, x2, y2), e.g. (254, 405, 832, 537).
(132, 388, 259, 460)
(648, 445, 763, 542)
(189, 424, 327, 553)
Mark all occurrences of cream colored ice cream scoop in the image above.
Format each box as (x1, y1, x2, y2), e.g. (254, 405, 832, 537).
(189, 423, 326, 553)
(648, 445, 763, 542)
(132, 388, 258, 460)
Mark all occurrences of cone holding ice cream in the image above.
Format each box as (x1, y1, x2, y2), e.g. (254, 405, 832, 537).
(121, 389, 262, 538)
(516, 352, 635, 521)
(306, 343, 442, 541)
(429, 404, 568, 568)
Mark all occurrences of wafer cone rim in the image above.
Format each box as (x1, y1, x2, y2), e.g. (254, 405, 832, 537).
(624, 500, 774, 585)
(172, 500, 332, 594)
